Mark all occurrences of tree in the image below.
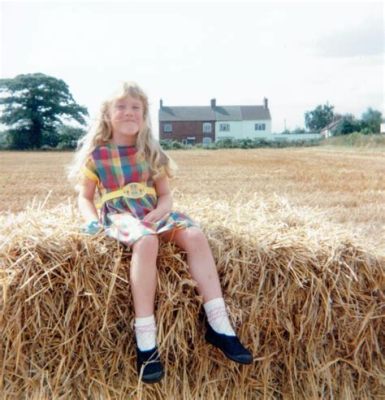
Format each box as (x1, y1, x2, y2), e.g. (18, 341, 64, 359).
(0, 73, 88, 149)
(360, 108, 382, 134)
(304, 103, 335, 131)
(57, 125, 87, 149)
(334, 114, 361, 135)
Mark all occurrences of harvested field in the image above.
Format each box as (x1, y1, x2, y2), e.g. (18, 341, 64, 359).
(1, 147, 385, 399)
(1, 148, 384, 251)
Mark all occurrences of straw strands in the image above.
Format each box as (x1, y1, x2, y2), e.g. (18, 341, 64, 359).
(1, 196, 384, 399)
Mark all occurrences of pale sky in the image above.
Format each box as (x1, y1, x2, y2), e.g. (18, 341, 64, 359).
(1, 0, 384, 136)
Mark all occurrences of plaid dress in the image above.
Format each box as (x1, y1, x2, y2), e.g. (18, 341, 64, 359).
(82, 143, 199, 246)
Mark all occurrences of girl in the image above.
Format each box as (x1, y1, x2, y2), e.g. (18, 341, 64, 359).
(68, 81, 252, 384)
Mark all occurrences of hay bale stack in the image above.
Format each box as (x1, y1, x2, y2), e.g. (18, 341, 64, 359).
(1, 197, 384, 399)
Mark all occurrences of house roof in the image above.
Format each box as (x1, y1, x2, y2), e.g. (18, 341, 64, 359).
(159, 105, 271, 122)
(320, 117, 343, 132)
(159, 106, 216, 121)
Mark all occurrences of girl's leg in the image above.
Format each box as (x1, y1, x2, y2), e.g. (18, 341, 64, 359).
(160, 227, 233, 333)
(161, 227, 222, 302)
(130, 234, 164, 383)
(160, 227, 253, 364)
(130, 234, 159, 317)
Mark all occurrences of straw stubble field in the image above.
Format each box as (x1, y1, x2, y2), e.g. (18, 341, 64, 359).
(1, 148, 384, 251)
(0, 148, 384, 399)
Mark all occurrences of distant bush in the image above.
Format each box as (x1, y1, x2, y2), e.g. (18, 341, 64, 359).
(208, 137, 321, 149)
(159, 137, 323, 150)
(56, 142, 74, 150)
(323, 132, 385, 147)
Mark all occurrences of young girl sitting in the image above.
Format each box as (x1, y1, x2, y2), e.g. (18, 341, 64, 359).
(68, 81, 252, 384)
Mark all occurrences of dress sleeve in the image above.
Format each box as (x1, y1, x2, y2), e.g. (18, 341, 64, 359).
(155, 152, 168, 179)
(81, 156, 99, 183)
(153, 164, 167, 181)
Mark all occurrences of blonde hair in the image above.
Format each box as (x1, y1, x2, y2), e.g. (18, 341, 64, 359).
(67, 81, 177, 190)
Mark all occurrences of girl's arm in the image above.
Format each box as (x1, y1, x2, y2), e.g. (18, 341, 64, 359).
(143, 175, 172, 223)
(78, 177, 99, 223)
(154, 175, 173, 214)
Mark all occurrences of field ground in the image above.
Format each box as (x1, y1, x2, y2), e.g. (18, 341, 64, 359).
(1, 147, 384, 251)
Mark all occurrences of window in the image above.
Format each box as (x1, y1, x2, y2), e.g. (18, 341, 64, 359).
(254, 123, 266, 131)
(203, 122, 212, 133)
(219, 123, 230, 131)
(163, 123, 172, 133)
(186, 136, 196, 144)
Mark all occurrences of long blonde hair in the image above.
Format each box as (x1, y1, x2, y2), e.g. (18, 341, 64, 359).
(67, 81, 177, 189)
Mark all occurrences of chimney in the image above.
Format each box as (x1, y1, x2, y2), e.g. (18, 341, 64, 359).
(210, 98, 216, 108)
(263, 97, 268, 109)
(160, 99, 163, 109)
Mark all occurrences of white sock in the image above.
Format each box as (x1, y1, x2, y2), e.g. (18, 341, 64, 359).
(203, 297, 236, 336)
(134, 315, 157, 351)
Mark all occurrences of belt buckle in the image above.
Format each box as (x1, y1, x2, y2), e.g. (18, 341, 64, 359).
(124, 183, 144, 199)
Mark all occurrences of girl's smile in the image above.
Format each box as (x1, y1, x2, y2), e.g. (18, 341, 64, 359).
(109, 95, 144, 145)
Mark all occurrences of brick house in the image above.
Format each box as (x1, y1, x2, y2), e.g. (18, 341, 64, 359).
(159, 98, 272, 144)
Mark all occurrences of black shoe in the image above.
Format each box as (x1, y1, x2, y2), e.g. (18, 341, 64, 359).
(136, 346, 164, 384)
(205, 323, 253, 364)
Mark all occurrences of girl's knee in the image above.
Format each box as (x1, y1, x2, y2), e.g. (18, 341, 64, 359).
(179, 227, 207, 248)
(132, 234, 159, 253)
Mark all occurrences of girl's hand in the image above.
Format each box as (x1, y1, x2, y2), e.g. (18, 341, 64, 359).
(82, 220, 102, 235)
(143, 209, 169, 224)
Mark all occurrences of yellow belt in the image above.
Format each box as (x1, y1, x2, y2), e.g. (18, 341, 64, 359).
(98, 182, 156, 207)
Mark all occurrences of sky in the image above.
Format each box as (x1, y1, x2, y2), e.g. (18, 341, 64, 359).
(0, 0, 384, 136)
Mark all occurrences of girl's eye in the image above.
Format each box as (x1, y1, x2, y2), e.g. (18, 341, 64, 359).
(115, 104, 141, 111)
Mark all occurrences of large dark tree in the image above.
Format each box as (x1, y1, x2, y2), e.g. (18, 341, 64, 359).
(361, 107, 382, 134)
(337, 114, 361, 135)
(304, 103, 335, 131)
(0, 73, 88, 149)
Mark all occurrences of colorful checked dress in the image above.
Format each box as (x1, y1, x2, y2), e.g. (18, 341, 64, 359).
(82, 143, 199, 246)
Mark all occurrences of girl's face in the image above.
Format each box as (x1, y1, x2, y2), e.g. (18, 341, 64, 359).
(108, 95, 144, 145)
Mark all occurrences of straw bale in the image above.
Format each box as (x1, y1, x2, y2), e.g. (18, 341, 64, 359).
(0, 196, 384, 399)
